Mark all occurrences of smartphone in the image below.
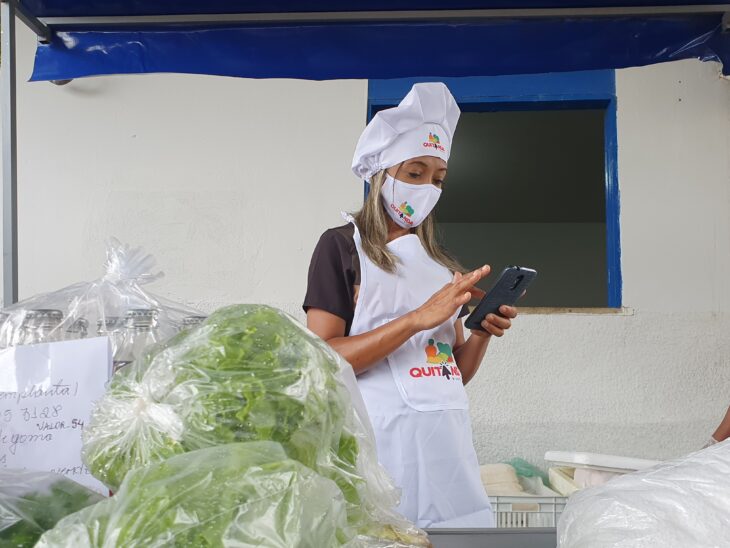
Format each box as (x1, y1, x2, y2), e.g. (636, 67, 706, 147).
(464, 266, 537, 332)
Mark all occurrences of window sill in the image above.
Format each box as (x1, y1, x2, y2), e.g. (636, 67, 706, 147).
(517, 307, 634, 316)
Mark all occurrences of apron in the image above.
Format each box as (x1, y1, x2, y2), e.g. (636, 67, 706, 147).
(344, 214, 494, 529)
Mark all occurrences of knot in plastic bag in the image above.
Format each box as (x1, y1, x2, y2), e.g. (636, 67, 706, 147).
(135, 399, 183, 442)
(101, 238, 164, 285)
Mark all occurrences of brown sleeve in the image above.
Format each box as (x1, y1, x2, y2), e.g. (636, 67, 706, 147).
(303, 225, 359, 335)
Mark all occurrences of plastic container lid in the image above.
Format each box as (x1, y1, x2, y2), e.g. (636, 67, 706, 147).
(544, 451, 661, 474)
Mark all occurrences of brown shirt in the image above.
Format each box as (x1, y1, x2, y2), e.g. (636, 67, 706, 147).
(303, 224, 467, 336)
(304, 225, 360, 335)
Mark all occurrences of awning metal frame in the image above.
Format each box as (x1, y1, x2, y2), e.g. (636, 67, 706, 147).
(32, 5, 730, 32)
(13, 1, 51, 42)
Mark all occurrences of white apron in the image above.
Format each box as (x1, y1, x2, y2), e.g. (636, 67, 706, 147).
(345, 215, 493, 529)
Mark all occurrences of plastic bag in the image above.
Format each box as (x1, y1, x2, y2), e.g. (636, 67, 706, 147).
(0, 239, 205, 372)
(37, 442, 349, 547)
(82, 304, 429, 547)
(506, 457, 549, 486)
(0, 469, 103, 547)
(558, 440, 730, 548)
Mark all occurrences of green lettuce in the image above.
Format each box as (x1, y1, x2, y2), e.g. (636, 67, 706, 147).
(37, 442, 348, 547)
(82, 305, 429, 546)
(0, 470, 103, 547)
(84, 306, 367, 527)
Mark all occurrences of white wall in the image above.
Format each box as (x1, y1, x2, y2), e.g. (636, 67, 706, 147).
(5, 23, 730, 467)
(12, 26, 366, 318)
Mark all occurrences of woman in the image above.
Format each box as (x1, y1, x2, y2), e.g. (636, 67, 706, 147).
(304, 83, 519, 528)
(705, 405, 730, 447)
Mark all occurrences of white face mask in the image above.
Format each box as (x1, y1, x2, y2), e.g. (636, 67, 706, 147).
(380, 174, 442, 229)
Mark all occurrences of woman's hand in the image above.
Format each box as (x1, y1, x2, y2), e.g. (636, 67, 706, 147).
(470, 305, 518, 339)
(412, 265, 490, 331)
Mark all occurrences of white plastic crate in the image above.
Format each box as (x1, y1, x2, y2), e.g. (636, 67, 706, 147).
(489, 495, 567, 528)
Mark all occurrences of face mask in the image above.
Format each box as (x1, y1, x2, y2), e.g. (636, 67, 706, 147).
(380, 174, 442, 229)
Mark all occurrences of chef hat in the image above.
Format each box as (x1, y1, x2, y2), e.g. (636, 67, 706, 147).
(351, 82, 461, 180)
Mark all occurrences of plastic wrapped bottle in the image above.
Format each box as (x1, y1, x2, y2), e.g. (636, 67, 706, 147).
(180, 315, 207, 332)
(66, 318, 89, 340)
(17, 309, 64, 345)
(113, 309, 160, 374)
(97, 316, 123, 359)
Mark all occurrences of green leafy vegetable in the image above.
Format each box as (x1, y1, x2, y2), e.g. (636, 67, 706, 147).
(82, 305, 429, 546)
(37, 442, 348, 548)
(84, 307, 368, 523)
(0, 470, 103, 547)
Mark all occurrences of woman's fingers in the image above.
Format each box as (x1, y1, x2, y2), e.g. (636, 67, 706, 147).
(454, 265, 490, 292)
(486, 314, 512, 330)
(468, 286, 487, 300)
(499, 305, 518, 319)
(457, 291, 472, 306)
(481, 319, 504, 337)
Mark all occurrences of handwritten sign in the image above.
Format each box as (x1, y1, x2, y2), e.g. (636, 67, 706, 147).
(0, 337, 111, 494)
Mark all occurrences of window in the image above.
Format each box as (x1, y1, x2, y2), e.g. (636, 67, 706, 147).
(368, 72, 621, 308)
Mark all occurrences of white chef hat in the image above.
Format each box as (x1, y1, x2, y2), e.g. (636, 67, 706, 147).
(351, 82, 461, 180)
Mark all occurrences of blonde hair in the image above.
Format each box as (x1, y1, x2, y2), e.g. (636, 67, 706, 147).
(352, 170, 464, 274)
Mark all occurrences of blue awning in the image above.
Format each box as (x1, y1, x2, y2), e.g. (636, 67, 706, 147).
(23, 2, 730, 81)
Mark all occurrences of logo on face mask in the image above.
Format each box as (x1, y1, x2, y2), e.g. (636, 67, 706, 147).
(399, 201, 415, 218)
(390, 201, 415, 225)
(409, 339, 462, 381)
(423, 132, 446, 153)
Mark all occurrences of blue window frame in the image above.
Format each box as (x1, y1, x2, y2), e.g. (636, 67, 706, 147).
(367, 71, 621, 308)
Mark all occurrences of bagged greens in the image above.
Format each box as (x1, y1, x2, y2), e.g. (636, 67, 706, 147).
(37, 442, 349, 547)
(82, 304, 428, 547)
(0, 469, 103, 547)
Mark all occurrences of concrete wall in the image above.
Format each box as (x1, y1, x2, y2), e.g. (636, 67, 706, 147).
(5, 23, 730, 467)
(12, 26, 365, 318)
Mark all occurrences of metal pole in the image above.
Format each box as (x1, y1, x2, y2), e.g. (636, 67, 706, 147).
(1, 0, 18, 305)
(38, 5, 730, 29)
(11, 0, 50, 43)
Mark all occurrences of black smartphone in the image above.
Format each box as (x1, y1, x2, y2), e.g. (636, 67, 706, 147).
(464, 266, 537, 332)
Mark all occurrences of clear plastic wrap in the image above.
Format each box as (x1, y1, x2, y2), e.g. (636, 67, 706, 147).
(0, 239, 205, 372)
(37, 442, 349, 547)
(0, 469, 103, 547)
(558, 440, 730, 548)
(82, 304, 430, 547)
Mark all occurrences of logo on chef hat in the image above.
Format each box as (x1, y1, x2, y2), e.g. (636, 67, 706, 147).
(423, 132, 446, 153)
(409, 340, 462, 381)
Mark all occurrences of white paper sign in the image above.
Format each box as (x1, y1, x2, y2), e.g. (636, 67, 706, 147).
(0, 337, 111, 494)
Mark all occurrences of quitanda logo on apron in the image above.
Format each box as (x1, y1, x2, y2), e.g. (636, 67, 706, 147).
(409, 339, 462, 381)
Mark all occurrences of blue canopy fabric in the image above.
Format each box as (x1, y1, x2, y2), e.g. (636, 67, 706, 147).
(25, 2, 730, 80)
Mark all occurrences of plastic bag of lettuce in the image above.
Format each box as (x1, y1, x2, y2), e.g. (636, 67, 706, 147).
(37, 442, 350, 547)
(81, 304, 428, 547)
(0, 469, 103, 547)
